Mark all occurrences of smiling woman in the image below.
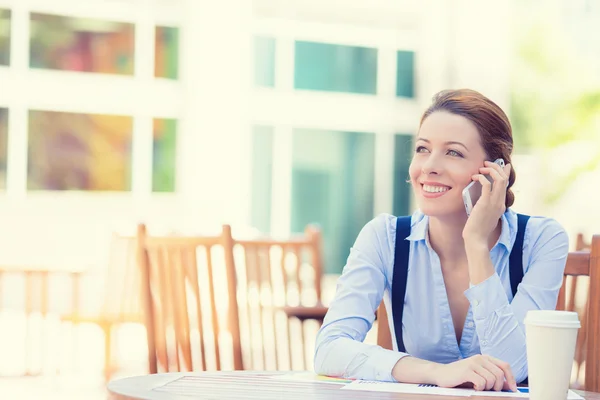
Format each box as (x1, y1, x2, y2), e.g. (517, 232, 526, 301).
(314, 89, 569, 393)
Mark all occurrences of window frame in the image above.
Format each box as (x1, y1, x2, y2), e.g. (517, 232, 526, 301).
(251, 15, 420, 235)
(0, 0, 183, 196)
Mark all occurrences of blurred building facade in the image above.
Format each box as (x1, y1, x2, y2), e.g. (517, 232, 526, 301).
(6, 0, 599, 278)
(0, 0, 514, 282)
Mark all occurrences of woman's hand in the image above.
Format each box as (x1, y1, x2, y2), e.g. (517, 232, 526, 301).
(462, 161, 512, 245)
(433, 354, 518, 392)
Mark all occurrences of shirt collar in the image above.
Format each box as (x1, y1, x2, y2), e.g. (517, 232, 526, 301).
(405, 211, 428, 242)
(403, 209, 514, 250)
(499, 208, 517, 251)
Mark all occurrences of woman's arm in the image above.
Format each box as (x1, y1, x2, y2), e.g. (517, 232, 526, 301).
(314, 214, 409, 381)
(463, 218, 569, 383)
(393, 355, 517, 392)
(460, 162, 568, 384)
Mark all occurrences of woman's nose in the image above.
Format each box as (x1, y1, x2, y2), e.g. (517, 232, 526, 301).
(421, 156, 442, 175)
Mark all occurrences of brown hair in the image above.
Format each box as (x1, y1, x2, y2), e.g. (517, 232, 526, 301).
(420, 89, 516, 208)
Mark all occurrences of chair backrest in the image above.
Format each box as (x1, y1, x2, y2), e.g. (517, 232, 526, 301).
(376, 235, 600, 391)
(232, 225, 324, 371)
(376, 301, 393, 351)
(576, 233, 591, 251)
(557, 233, 592, 389)
(556, 235, 600, 392)
(100, 233, 140, 321)
(137, 224, 242, 373)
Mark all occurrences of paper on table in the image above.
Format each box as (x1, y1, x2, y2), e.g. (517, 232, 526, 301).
(342, 381, 474, 397)
(343, 381, 584, 399)
(471, 388, 584, 400)
(270, 372, 353, 385)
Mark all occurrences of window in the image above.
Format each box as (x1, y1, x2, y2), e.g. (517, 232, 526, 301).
(396, 50, 415, 98)
(29, 13, 135, 75)
(393, 134, 414, 216)
(28, 110, 132, 190)
(254, 36, 275, 87)
(0, 9, 10, 66)
(0, 108, 7, 188)
(152, 118, 177, 192)
(155, 26, 179, 79)
(250, 126, 274, 233)
(294, 41, 378, 95)
(291, 129, 375, 273)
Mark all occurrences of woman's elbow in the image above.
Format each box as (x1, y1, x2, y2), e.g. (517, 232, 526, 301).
(313, 335, 343, 376)
(313, 338, 330, 375)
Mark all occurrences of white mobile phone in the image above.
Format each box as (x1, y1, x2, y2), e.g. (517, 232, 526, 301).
(462, 158, 505, 216)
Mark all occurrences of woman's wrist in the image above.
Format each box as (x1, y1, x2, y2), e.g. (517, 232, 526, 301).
(463, 235, 488, 251)
(391, 356, 441, 385)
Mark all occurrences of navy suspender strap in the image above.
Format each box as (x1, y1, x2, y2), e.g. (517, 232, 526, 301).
(391, 216, 412, 353)
(390, 214, 530, 354)
(510, 213, 530, 385)
(509, 214, 531, 298)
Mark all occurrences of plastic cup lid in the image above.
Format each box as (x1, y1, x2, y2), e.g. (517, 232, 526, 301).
(524, 310, 581, 329)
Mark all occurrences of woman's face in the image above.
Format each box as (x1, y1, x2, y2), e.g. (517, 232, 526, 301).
(409, 111, 488, 218)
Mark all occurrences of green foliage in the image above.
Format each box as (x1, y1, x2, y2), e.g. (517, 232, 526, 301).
(510, 17, 600, 204)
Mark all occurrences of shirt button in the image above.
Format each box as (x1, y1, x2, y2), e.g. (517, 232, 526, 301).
(473, 300, 480, 306)
(482, 340, 489, 346)
(467, 322, 474, 328)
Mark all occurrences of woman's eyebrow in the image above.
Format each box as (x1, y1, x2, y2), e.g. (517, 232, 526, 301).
(416, 138, 469, 152)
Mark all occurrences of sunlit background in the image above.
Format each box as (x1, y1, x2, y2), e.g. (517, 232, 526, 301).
(0, 0, 599, 398)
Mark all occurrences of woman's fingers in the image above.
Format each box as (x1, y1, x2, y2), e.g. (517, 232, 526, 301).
(479, 167, 508, 197)
(468, 370, 488, 392)
(473, 365, 497, 391)
(471, 174, 493, 201)
(486, 356, 517, 391)
(481, 358, 506, 391)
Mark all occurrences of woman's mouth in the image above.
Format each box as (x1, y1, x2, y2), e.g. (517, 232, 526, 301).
(420, 183, 451, 198)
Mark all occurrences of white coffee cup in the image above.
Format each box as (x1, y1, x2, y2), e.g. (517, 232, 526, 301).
(524, 310, 581, 400)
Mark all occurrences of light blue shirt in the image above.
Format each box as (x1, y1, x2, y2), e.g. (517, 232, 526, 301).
(314, 209, 569, 384)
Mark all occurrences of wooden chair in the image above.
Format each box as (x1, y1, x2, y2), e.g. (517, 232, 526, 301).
(137, 224, 242, 373)
(556, 235, 600, 392)
(561, 233, 592, 388)
(60, 233, 141, 381)
(232, 225, 324, 371)
(0, 266, 84, 376)
(376, 235, 600, 392)
(376, 302, 393, 351)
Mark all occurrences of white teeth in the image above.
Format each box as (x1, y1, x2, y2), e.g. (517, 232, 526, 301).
(423, 185, 450, 193)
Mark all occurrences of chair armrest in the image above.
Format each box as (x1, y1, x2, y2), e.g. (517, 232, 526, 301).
(281, 304, 328, 322)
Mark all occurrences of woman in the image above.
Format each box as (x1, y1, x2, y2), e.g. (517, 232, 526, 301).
(313, 89, 569, 392)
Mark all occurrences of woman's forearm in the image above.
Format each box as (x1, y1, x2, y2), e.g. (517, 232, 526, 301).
(464, 240, 495, 285)
(391, 356, 440, 385)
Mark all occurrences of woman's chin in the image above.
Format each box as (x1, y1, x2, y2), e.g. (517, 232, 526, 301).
(417, 203, 465, 218)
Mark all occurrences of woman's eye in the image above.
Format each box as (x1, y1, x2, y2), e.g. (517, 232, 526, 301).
(447, 149, 463, 157)
(415, 146, 429, 153)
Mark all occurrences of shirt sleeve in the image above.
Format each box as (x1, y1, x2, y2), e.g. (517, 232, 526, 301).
(313, 214, 408, 382)
(463, 218, 569, 383)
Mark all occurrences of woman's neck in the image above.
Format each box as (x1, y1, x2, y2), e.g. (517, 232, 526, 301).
(427, 213, 502, 266)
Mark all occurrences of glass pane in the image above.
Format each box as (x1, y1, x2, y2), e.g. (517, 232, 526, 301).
(153, 118, 177, 192)
(155, 26, 178, 79)
(251, 126, 274, 233)
(0, 108, 7, 188)
(28, 110, 132, 190)
(291, 129, 375, 274)
(294, 41, 378, 95)
(30, 13, 134, 75)
(254, 36, 275, 87)
(396, 50, 415, 98)
(0, 9, 10, 66)
(393, 134, 414, 216)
